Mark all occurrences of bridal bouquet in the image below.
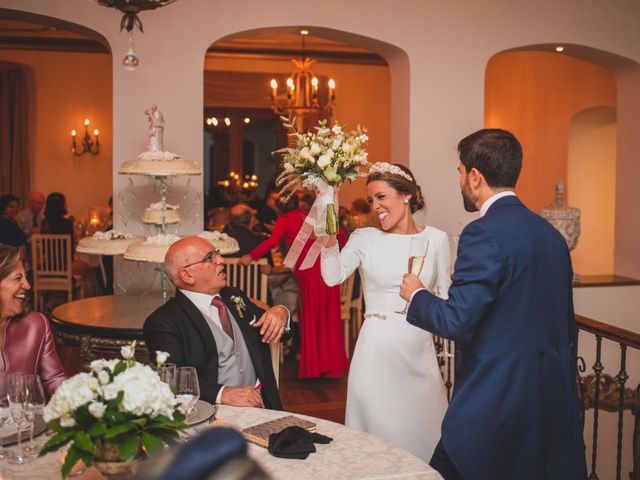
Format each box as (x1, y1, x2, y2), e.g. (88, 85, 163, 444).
(276, 117, 369, 236)
(40, 343, 186, 478)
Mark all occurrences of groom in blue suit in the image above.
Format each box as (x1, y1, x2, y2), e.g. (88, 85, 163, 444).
(400, 129, 586, 480)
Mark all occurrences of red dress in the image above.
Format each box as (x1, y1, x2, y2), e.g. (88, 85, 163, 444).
(250, 209, 349, 378)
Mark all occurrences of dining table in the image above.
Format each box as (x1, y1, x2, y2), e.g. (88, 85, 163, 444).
(0, 405, 443, 480)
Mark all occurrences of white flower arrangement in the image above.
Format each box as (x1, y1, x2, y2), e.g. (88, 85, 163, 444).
(276, 117, 370, 235)
(144, 233, 181, 246)
(40, 343, 185, 478)
(148, 202, 179, 211)
(92, 229, 136, 240)
(138, 151, 182, 161)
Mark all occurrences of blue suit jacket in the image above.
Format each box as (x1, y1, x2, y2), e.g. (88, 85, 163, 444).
(408, 196, 586, 480)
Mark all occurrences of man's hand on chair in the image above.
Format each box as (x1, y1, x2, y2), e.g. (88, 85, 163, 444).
(221, 386, 264, 408)
(253, 305, 288, 343)
(239, 254, 253, 266)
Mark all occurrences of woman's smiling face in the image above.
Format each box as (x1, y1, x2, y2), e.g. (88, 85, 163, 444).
(0, 260, 30, 320)
(367, 180, 411, 233)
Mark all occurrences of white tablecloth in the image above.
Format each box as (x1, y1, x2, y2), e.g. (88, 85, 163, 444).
(0, 406, 443, 480)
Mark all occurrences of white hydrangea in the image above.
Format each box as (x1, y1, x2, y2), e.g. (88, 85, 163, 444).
(44, 373, 100, 422)
(110, 364, 177, 419)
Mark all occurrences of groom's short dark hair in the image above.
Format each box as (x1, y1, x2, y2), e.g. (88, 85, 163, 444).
(458, 129, 522, 188)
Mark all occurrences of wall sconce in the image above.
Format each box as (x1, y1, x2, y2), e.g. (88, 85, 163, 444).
(71, 118, 100, 156)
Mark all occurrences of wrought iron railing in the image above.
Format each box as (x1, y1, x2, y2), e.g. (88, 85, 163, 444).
(435, 315, 640, 480)
(576, 315, 640, 480)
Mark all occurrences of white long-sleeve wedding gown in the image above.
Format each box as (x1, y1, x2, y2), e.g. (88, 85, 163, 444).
(321, 226, 451, 460)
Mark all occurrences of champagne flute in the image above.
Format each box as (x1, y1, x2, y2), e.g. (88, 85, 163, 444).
(0, 379, 10, 460)
(24, 375, 46, 456)
(7, 373, 29, 464)
(176, 367, 200, 418)
(396, 237, 430, 315)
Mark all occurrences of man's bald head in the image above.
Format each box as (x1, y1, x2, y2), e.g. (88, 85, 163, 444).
(164, 236, 226, 294)
(28, 192, 45, 214)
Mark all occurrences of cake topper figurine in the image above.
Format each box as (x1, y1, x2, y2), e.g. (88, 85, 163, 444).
(145, 104, 165, 152)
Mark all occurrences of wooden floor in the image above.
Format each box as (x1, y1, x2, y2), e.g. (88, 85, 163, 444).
(279, 355, 349, 425)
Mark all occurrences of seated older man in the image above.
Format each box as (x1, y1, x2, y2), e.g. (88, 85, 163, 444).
(143, 236, 288, 409)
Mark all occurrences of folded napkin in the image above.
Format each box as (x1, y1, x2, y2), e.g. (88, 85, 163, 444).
(160, 427, 247, 480)
(267, 426, 333, 460)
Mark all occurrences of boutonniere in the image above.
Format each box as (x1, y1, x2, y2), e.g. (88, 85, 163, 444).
(230, 295, 247, 318)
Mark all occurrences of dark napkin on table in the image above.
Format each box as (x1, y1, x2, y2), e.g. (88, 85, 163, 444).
(267, 426, 333, 459)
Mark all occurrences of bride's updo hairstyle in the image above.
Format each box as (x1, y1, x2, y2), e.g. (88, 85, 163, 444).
(366, 163, 425, 214)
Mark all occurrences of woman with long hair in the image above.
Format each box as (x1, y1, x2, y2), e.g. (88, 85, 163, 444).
(0, 244, 68, 397)
(320, 163, 450, 459)
(241, 194, 349, 379)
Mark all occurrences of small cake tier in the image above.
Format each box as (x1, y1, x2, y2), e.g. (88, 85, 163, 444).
(198, 231, 239, 255)
(77, 231, 144, 256)
(119, 151, 201, 177)
(143, 202, 181, 225)
(124, 234, 182, 263)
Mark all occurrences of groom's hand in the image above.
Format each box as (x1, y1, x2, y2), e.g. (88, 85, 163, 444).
(400, 274, 425, 302)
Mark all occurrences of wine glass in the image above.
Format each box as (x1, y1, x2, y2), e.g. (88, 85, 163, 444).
(176, 367, 200, 418)
(158, 363, 177, 391)
(24, 375, 46, 456)
(0, 379, 10, 460)
(7, 373, 29, 464)
(396, 237, 430, 315)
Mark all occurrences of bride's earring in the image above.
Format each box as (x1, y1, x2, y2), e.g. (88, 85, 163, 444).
(404, 199, 409, 204)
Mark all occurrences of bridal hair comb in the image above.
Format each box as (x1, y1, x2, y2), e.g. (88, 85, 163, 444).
(369, 162, 413, 182)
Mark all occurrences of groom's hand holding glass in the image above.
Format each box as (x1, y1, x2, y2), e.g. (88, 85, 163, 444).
(400, 273, 426, 303)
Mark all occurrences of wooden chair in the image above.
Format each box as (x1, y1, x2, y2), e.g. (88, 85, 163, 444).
(223, 258, 270, 305)
(269, 341, 281, 387)
(31, 234, 73, 311)
(340, 274, 356, 358)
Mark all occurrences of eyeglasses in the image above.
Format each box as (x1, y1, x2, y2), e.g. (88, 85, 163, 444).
(181, 249, 221, 269)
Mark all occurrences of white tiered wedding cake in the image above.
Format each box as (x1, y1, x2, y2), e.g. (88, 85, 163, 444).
(77, 230, 144, 256)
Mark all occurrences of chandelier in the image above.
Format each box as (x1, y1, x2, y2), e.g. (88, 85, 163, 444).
(94, 0, 178, 70)
(269, 31, 335, 131)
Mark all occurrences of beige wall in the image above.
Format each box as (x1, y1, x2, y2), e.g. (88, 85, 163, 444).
(204, 55, 391, 208)
(568, 107, 617, 275)
(0, 49, 112, 219)
(2, 0, 640, 277)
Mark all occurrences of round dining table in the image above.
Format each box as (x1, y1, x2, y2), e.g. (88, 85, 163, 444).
(0, 406, 443, 479)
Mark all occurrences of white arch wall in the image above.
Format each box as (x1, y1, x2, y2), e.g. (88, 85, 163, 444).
(3, 0, 640, 276)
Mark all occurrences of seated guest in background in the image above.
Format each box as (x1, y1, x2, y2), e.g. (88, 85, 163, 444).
(0, 194, 27, 247)
(254, 188, 279, 235)
(223, 204, 267, 256)
(40, 192, 74, 243)
(0, 244, 68, 397)
(143, 236, 288, 409)
(16, 191, 45, 239)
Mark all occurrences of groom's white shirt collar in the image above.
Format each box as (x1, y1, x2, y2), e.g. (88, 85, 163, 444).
(480, 191, 517, 217)
(180, 288, 221, 311)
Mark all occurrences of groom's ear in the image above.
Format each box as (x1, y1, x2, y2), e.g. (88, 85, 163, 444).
(469, 167, 485, 189)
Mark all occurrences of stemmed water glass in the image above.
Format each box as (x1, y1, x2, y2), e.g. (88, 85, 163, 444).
(7, 373, 29, 464)
(395, 237, 430, 315)
(176, 367, 200, 418)
(158, 363, 177, 391)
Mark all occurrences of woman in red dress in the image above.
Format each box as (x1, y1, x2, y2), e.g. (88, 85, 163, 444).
(242, 196, 348, 378)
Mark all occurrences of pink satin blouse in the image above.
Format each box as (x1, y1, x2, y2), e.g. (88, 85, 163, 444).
(0, 312, 69, 398)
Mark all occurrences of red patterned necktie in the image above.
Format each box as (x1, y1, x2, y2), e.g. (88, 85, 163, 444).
(211, 297, 234, 341)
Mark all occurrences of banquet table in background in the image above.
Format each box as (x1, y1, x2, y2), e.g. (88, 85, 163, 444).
(0, 406, 443, 479)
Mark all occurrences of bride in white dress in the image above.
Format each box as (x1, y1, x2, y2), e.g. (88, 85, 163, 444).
(321, 163, 450, 460)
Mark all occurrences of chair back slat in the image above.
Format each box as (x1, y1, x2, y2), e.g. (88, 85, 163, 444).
(30, 234, 74, 310)
(223, 258, 269, 305)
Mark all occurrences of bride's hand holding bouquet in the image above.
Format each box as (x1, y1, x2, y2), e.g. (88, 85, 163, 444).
(275, 117, 370, 269)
